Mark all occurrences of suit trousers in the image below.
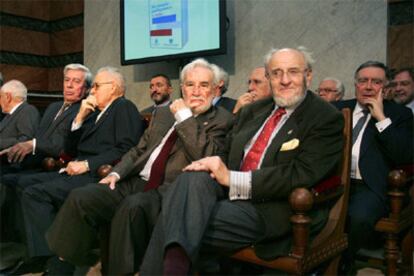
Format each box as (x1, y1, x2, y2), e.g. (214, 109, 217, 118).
(46, 175, 147, 266)
(347, 181, 387, 254)
(108, 189, 162, 274)
(21, 172, 98, 257)
(140, 172, 266, 275)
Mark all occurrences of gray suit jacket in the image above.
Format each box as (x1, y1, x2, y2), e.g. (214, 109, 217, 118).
(113, 105, 234, 185)
(0, 102, 40, 150)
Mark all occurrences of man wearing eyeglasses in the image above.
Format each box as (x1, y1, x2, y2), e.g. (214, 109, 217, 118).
(9, 67, 146, 275)
(392, 67, 414, 113)
(316, 77, 345, 102)
(138, 47, 344, 275)
(334, 61, 413, 273)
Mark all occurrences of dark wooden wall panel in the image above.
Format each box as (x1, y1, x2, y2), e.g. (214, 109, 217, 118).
(0, 26, 50, 55)
(49, 0, 84, 20)
(0, 0, 50, 20)
(50, 27, 84, 55)
(388, 24, 414, 69)
(0, 64, 49, 91)
(48, 66, 65, 91)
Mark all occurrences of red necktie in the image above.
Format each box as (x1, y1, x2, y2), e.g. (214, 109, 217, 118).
(240, 108, 286, 171)
(144, 129, 178, 191)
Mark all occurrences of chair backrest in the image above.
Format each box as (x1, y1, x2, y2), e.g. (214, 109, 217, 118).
(311, 108, 352, 247)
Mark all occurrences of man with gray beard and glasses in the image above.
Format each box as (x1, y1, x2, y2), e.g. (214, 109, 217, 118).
(139, 47, 344, 275)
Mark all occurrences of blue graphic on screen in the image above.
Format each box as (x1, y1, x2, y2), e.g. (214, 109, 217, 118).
(149, 0, 188, 49)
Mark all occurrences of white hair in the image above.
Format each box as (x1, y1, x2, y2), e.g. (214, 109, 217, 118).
(264, 46, 315, 71)
(96, 66, 126, 94)
(321, 77, 345, 99)
(1, 80, 28, 101)
(180, 58, 219, 86)
(64, 63, 92, 88)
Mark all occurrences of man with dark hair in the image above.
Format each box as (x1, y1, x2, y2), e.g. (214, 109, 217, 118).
(334, 61, 413, 271)
(8, 67, 145, 274)
(392, 67, 414, 112)
(141, 74, 173, 115)
(139, 47, 344, 275)
(46, 58, 233, 275)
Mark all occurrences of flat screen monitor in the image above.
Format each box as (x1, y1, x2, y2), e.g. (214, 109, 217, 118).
(120, 0, 226, 65)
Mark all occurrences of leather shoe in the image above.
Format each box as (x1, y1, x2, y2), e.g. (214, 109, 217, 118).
(44, 256, 75, 275)
(3, 256, 49, 275)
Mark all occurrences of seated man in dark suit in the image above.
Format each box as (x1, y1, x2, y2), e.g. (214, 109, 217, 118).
(0, 64, 91, 268)
(212, 64, 237, 112)
(138, 47, 344, 275)
(140, 74, 173, 115)
(46, 58, 234, 274)
(232, 66, 272, 114)
(334, 61, 413, 271)
(0, 80, 40, 154)
(5, 63, 92, 170)
(9, 66, 146, 274)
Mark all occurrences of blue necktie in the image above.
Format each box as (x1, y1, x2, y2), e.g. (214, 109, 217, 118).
(352, 110, 369, 145)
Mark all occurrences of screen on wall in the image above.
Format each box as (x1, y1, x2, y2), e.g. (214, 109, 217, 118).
(120, 0, 226, 65)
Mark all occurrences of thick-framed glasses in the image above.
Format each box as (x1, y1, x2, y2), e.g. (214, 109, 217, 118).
(267, 68, 308, 80)
(91, 81, 112, 90)
(316, 88, 338, 94)
(356, 78, 384, 87)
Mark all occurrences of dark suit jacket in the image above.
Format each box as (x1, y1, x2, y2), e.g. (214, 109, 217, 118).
(65, 97, 146, 174)
(334, 99, 413, 202)
(0, 102, 40, 150)
(228, 91, 344, 259)
(34, 101, 80, 158)
(114, 105, 234, 185)
(215, 96, 237, 113)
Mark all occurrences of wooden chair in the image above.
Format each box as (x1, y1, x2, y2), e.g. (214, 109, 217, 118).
(371, 167, 413, 276)
(231, 108, 352, 275)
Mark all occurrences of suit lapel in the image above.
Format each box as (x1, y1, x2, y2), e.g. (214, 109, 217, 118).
(0, 103, 25, 131)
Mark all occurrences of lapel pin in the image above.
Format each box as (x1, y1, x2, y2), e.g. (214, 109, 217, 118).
(288, 129, 293, 135)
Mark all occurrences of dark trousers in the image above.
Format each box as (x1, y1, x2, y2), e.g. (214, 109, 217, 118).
(347, 180, 387, 255)
(108, 189, 162, 274)
(21, 172, 98, 257)
(46, 175, 147, 266)
(140, 172, 266, 276)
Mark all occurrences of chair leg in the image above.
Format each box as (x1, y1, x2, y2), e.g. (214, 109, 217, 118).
(323, 255, 340, 276)
(384, 233, 399, 276)
(401, 232, 413, 275)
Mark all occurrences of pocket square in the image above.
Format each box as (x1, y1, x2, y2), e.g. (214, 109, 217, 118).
(280, 138, 300, 151)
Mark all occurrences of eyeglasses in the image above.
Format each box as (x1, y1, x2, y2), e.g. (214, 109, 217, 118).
(267, 68, 308, 80)
(356, 78, 384, 87)
(91, 81, 112, 90)
(316, 88, 338, 94)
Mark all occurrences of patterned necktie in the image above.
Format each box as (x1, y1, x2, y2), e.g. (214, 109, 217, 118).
(240, 108, 286, 171)
(352, 109, 369, 145)
(144, 129, 178, 191)
(54, 103, 70, 120)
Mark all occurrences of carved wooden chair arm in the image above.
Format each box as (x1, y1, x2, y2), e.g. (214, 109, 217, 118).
(289, 187, 314, 257)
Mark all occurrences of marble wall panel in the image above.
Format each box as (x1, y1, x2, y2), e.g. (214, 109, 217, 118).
(84, 0, 388, 109)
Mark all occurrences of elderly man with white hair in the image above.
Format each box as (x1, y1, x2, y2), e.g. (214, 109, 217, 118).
(0, 80, 39, 151)
(317, 77, 345, 102)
